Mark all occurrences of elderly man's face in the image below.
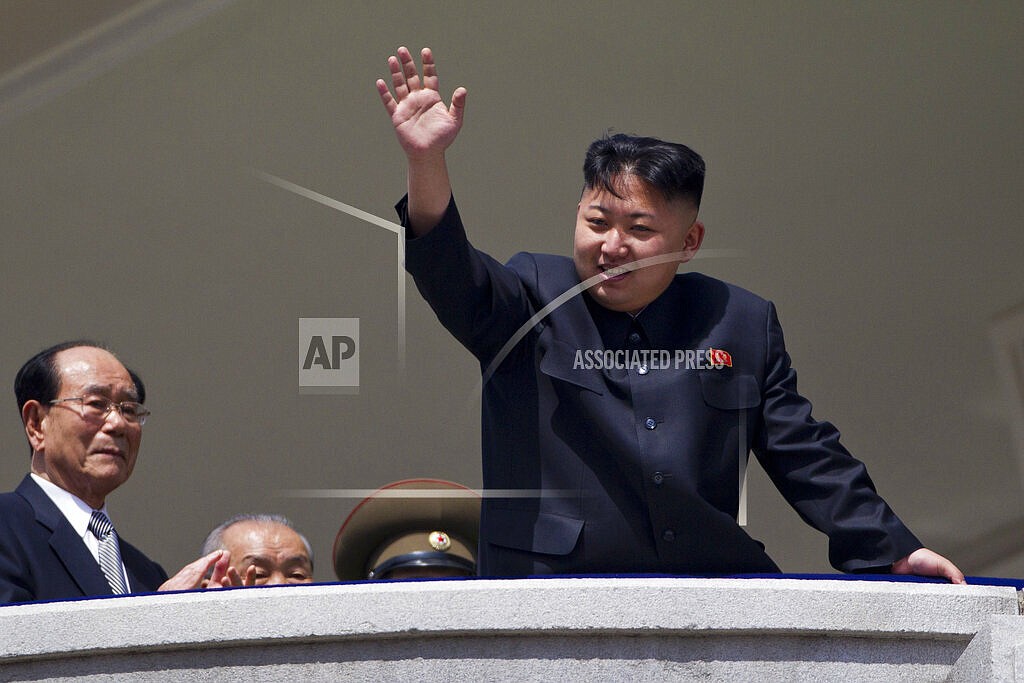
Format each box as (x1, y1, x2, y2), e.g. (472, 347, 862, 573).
(221, 520, 313, 585)
(28, 346, 142, 509)
(573, 174, 704, 314)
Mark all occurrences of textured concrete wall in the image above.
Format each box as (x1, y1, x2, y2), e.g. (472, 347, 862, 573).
(0, 578, 1019, 681)
(948, 613, 1024, 682)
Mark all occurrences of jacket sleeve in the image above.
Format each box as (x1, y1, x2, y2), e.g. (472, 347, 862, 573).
(400, 194, 534, 365)
(0, 516, 34, 604)
(752, 301, 923, 572)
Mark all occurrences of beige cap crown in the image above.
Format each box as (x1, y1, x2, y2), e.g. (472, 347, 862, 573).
(333, 479, 480, 580)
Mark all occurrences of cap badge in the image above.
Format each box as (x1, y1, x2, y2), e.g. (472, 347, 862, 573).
(428, 531, 451, 551)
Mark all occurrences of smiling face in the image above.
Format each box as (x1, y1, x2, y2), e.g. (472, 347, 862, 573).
(25, 346, 142, 509)
(573, 174, 704, 314)
(220, 520, 314, 585)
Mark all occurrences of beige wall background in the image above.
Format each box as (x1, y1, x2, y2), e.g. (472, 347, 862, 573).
(0, 1, 1021, 581)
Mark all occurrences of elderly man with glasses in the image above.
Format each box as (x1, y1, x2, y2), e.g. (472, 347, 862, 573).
(0, 341, 242, 604)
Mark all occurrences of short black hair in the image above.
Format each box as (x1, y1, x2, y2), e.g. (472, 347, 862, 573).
(14, 340, 146, 411)
(583, 133, 705, 208)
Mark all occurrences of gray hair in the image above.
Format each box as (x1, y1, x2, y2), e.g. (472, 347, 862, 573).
(201, 513, 314, 568)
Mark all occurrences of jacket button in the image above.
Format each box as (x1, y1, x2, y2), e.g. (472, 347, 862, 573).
(637, 364, 649, 375)
(652, 472, 664, 485)
(644, 417, 657, 430)
(628, 332, 641, 345)
(662, 530, 676, 542)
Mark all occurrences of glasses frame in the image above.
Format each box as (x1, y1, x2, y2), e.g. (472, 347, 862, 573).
(48, 396, 151, 426)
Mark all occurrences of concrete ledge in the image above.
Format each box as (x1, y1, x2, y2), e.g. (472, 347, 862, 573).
(947, 613, 1024, 682)
(0, 578, 1017, 681)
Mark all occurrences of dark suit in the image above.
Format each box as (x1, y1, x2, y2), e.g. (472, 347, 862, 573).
(0, 475, 168, 604)
(403, 196, 923, 577)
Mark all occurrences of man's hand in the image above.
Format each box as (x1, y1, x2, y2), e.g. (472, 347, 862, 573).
(204, 555, 245, 589)
(892, 547, 966, 584)
(376, 46, 466, 161)
(219, 564, 258, 587)
(158, 550, 242, 592)
(376, 46, 466, 235)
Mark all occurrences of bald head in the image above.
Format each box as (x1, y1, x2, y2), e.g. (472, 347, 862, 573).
(204, 515, 313, 585)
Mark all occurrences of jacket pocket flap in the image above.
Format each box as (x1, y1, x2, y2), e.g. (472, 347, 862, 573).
(485, 507, 585, 556)
(699, 373, 761, 409)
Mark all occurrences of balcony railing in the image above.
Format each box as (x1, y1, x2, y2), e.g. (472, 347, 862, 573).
(0, 576, 1020, 681)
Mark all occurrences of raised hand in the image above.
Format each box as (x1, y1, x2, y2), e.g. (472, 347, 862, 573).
(159, 550, 242, 591)
(376, 47, 467, 161)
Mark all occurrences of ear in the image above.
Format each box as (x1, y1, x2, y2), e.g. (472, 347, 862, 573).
(22, 401, 47, 453)
(680, 220, 705, 263)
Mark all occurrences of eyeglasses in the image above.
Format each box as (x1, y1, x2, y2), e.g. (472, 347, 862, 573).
(49, 396, 151, 425)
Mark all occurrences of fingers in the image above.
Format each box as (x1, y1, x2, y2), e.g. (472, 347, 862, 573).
(244, 564, 258, 587)
(939, 558, 967, 585)
(158, 550, 229, 592)
(376, 78, 397, 116)
(205, 551, 233, 588)
(450, 86, 467, 123)
(379, 46, 446, 108)
(385, 47, 421, 103)
(399, 46, 421, 92)
(203, 556, 247, 590)
(421, 47, 439, 91)
(388, 52, 410, 100)
(223, 566, 244, 588)
(892, 548, 966, 584)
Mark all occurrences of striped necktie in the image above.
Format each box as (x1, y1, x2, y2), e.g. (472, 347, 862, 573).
(88, 510, 129, 595)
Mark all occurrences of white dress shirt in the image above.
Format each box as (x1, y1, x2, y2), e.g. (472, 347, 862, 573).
(30, 473, 131, 591)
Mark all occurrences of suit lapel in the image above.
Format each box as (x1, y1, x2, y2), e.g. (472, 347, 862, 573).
(16, 476, 114, 597)
(120, 543, 150, 593)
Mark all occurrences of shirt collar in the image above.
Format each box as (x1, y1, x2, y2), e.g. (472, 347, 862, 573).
(30, 473, 110, 540)
(584, 293, 633, 350)
(632, 279, 686, 350)
(585, 286, 677, 351)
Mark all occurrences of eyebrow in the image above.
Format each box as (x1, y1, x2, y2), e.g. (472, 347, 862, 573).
(242, 555, 311, 567)
(586, 204, 656, 219)
(80, 384, 140, 401)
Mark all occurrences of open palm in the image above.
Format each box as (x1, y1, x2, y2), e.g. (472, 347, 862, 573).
(377, 47, 466, 160)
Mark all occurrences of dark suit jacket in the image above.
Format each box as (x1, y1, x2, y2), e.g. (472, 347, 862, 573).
(0, 475, 168, 604)
(403, 196, 923, 577)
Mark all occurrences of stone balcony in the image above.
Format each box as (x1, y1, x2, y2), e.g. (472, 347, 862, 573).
(1, 576, 1021, 681)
